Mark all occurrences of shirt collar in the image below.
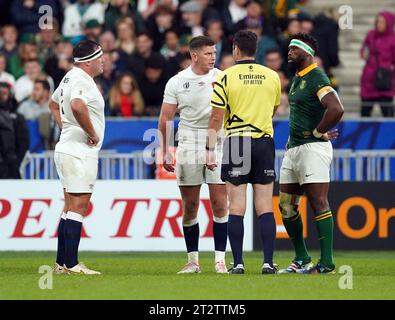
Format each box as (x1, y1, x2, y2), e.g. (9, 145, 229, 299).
(297, 62, 318, 77)
(236, 59, 256, 65)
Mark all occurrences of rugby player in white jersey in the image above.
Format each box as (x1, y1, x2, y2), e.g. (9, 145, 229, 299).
(49, 40, 105, 275)
(158, 36, 228, 274)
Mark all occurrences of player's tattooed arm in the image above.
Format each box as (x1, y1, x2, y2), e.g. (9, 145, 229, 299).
(70, 98, 99, 146)
(49, 99, 62, 130)
(314, 92, 344, 140)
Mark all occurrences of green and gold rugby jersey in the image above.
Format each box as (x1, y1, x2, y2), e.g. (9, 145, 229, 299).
(211, 60, 281, 139)
(287, 62, 333, 148)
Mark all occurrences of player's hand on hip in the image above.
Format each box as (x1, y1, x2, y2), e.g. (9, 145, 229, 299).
(322, 129, 339, 141)
(88, 133, 99, 146)
(163, 152, 175, 172)
(206, 150, 217, 171)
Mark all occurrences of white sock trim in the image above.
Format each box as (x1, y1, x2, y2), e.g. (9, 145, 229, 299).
(215, 250, 226, 263)
(66, 211, 83, 223)
(61, 212, 67, 220)
(183, 217, 198, 227)
(213, 215, 229, 223)
(187, 251, 199, 264)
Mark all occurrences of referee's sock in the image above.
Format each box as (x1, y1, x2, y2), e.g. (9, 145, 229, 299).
(55, 212, 67, 266)
(64, 211, 83, 269)
(213, 215, 228, 262)
(183, 218, 200, 264)
(228, 215, 244, 266)
(258, 212, 276, 266)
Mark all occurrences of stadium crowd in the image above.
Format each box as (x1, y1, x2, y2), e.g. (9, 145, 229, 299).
(0, 0, 394, 178)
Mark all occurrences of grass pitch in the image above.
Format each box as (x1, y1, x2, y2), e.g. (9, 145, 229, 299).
(0, 251, 394, 300)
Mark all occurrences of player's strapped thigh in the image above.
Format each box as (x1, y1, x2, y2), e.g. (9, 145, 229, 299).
(279, 192, 302, 221)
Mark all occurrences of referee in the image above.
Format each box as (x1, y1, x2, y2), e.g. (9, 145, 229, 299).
(206, 30, 281, 274)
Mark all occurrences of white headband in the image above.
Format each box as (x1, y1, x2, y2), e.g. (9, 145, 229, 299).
(289, 39, 315, 57)
(74, 47, 103, 63)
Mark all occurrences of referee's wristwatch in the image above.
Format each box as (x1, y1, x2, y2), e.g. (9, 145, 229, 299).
(205, 145, 215, 151)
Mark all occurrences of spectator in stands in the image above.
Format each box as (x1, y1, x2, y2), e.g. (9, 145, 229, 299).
(205, 19, 232, 67)
(14, 59, 53, 103)
(62, 0, 105, 44)
(198, 0, 221, 26)
(138, 0, 178, 21)
(179, 34, 193, 54)
(219, 52, 235, 70)
(312, 9, 340, 72)
(178, 52, 192, 70)
(37, 111, 59, 150)
(140, 55, 168, 116)
(8, 34, 40, 79)
(83, 19, 103, 43)
(0, 82, 29, 179)
(96, 52, 117, 114)
(116, 17, 137, 56)
(221, 0, 248, 35)
(360, 11, 395, 117)
(179, 0, 204, 38)
(160, 29, 182, 76)
(270, 0, 301, 31)
(0, 53, 15, 89)
(99, 31, 119, 65)
(36, 18, 61, 63)
(0, 25, 19, 61)
(161, 29, 181, 60)
(247, 19, 278, 66)
(299, 12, 314, 34)
(265, 48, 290, 88)
(265, 48, 290, 115)
(104, 0, 145, 35)
(146, 5, 176, 51)
(234, 0, 265, 33)
(10, 0, 61, 35)
(18, 79, 50, 120)
(109, 73, 144, 117)
(126, 31, 164, 81)
(44, 38, 73, 87)
(278, 17, 301, 62)
(100, 30, 117, 53)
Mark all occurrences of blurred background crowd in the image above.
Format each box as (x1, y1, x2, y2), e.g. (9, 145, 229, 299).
(0, 0, 394, 178)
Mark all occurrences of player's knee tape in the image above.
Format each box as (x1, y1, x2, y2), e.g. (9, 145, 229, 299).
(279, 192, 301, 221)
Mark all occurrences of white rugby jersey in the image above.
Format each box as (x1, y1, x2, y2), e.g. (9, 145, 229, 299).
(163, 67, 220, 136)
(51, 67, 105, 159)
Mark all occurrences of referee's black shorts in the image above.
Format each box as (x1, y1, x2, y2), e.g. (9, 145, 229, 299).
(221, 135, 276, 185)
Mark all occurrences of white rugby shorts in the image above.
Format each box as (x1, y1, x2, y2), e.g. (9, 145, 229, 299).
(279, 141, 333, 185)
(54, 152, 98, 193)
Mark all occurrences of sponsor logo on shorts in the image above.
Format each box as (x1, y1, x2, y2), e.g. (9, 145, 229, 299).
(305, 173, 314, 177)
(264, 169, 275, 177)
(229, 170, 242, 177)
(89, 184, 94, 190)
